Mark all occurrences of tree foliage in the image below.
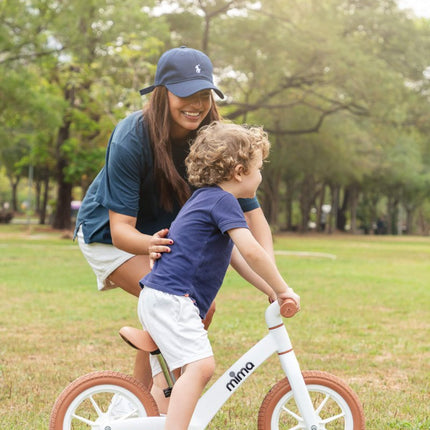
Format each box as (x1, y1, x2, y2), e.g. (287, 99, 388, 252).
(1, 0, 430, 233)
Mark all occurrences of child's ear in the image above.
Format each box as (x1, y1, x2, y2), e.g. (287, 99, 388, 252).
(233, 164, 244, 182)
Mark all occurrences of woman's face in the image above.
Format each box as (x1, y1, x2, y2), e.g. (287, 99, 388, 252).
(168, 90, 212, 139)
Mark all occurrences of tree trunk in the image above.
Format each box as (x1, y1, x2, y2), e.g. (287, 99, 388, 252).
(370, 193, 379, 234)
(39, 175, 50, 225)
(202, 15, 210, 53)
(328, 184, 339, 234)
(35, 177, 41, 215)
(261, 172, 280, 228)
(417, 207, 430, 235)
(284, 178, 295, 231)
(52, 83, 75, 230)
(349, 184, 359, 234)
(337, 186, 348, 231)
(386, 197, 399, 235)
(52, 120, 72, 230)
(404, 203, 415, 235)
(298, 175, 316, 232)
(316, 184, 326, 232)
(8, 176, 20, 212)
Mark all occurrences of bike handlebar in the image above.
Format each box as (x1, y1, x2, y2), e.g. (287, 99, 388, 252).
(280, 298, 300, 318)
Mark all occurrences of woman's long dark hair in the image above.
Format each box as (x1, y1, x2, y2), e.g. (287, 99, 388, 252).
(143, 86, 221, 211)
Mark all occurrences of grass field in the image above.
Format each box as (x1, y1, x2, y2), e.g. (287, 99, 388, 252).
(0, 225, 429, 429)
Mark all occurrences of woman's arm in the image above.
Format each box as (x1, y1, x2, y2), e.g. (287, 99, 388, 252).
(109, 210, 172, 256)
(243, 207, 275, 262)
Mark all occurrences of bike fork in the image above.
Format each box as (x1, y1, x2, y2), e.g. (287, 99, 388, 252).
(279, 351, 320, 429)
(270, 323, 320, 429)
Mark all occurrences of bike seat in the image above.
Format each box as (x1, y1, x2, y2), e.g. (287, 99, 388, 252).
(119, 326, 159, 353)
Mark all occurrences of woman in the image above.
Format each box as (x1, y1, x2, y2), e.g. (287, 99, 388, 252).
(74, 46, 274, 393)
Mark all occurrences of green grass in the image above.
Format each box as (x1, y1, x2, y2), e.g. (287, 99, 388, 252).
(0, 225, 429, 429)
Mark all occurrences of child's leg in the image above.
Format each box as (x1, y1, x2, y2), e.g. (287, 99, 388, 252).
(165, 356, 215, 430)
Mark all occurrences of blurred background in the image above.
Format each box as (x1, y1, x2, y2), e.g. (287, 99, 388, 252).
(1, 0, 430, 235)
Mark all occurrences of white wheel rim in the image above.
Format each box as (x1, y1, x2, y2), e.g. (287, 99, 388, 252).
(270, 384, 355, 430)
(63, 384, 149, 429)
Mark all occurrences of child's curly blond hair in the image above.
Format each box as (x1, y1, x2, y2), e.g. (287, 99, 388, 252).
(186, 121, 270, 187)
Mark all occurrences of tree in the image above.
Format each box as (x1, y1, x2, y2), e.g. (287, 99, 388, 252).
(3, 0, 430, 233)
(7, 0, 170, 228)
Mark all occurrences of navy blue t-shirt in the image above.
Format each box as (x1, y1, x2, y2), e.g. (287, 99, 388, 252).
(75, 111, 260, 244)
(141, 186, 249, 318)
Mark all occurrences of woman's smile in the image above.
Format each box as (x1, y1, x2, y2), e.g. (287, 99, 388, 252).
(168, 90, 212, 138)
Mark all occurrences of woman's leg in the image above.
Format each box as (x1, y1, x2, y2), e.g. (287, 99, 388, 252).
(108, 254, 150, 297)
(108, 255, 153, 387)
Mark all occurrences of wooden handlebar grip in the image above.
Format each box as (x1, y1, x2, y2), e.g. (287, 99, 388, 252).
(280, 298, 299, 318)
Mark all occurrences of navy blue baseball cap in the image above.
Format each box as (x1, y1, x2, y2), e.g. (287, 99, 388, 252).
(139, 46, 224, 99)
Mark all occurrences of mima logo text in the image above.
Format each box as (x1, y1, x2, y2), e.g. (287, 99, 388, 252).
(225, 362, 255, 392)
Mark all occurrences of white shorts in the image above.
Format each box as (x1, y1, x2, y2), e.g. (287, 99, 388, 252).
(138, 287, 213, 376)
(76, 226, 135, 291)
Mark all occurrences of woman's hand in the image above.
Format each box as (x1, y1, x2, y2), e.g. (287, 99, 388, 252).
(148, 228, 173, 269)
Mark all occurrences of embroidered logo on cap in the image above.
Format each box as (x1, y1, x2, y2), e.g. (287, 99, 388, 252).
(195, 64, 201, 73)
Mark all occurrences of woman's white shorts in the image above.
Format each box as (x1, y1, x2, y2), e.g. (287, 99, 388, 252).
(138, 287, 213, 376)
(76, 226, 135, 291)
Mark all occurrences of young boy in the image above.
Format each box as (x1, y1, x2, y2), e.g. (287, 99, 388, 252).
(138, 121, 300, 430)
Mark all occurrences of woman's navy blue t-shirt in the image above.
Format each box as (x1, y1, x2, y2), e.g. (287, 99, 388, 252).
(75, 111, 259, 244)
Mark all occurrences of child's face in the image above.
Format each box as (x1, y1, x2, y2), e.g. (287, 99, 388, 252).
(168, 90, 212, 139)
(237, 150, 263, 198)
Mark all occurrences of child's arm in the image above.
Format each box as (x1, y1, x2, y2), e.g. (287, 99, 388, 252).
(230, 246, 277, 302)
(228, 227, 300, 306)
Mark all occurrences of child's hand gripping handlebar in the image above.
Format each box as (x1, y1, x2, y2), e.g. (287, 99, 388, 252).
(280, 298, 300, 318)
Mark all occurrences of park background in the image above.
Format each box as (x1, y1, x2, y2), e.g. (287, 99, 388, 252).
(1, 0, 430, 234)
(0, 0, 429, 429)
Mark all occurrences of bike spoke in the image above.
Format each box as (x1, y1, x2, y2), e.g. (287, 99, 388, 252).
(321, 411, 345, 425)
(72, 413, 95, 425)
(119, 407, 139, 419)
(89, 394, 104, 416)
(281, 404, 302, 422)
(315, 393, 330, 414)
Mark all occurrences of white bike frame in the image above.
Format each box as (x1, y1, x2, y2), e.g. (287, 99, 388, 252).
(109, 302, 320, 430)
